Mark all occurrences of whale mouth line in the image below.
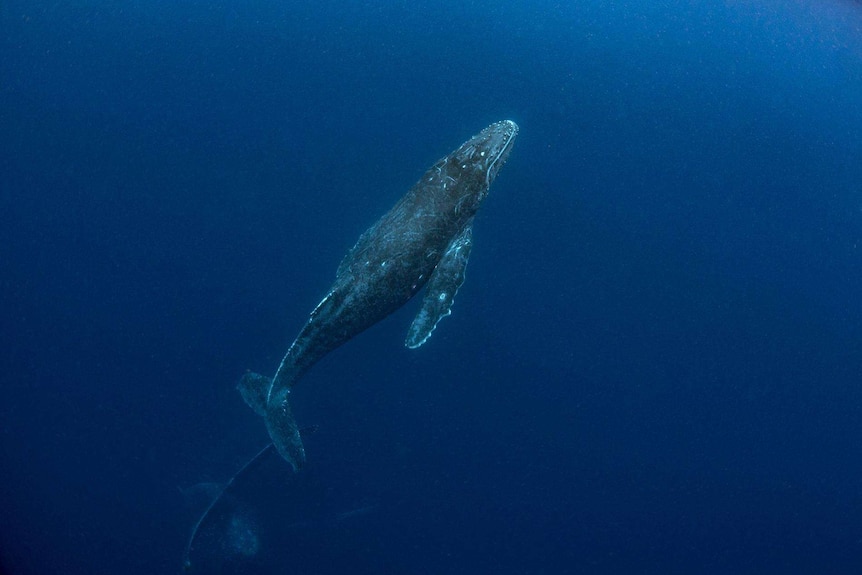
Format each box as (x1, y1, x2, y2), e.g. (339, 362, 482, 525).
(485, 121, 518, 187)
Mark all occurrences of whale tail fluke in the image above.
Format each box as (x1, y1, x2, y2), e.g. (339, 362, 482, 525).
(237, 373, 306, 473)
(237, 372, 269, 416)
(264, 389, 306, 472)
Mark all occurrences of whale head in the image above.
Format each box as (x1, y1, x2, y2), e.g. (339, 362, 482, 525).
(449, 120, 519, 190)
(473, 120, 519, 185)
(436, 119, 518, 215)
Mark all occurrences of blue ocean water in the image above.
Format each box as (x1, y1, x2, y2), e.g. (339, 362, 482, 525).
(2, 0, 861, 573)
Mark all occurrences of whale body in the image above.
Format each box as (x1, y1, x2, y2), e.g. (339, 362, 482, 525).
(239, 120, 519, 471)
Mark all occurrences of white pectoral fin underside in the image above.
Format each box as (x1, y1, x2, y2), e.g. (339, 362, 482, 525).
(405, 222, 474, 349)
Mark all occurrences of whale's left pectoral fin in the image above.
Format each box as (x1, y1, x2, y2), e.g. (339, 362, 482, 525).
(406, 222, 474, 349)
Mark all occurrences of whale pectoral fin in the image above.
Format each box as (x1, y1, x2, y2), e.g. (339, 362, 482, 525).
(406, 222, 474, 349)
(238, 372, 271, 417)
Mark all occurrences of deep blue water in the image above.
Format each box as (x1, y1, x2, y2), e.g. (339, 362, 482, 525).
(2, 1, 861, 573)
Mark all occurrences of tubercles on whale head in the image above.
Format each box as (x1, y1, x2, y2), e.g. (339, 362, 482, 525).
(448, 120, 519, 190)
(482, 119, 518, 186)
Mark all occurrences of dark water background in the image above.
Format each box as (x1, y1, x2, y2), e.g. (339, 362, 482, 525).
(2, 1, 861, 573)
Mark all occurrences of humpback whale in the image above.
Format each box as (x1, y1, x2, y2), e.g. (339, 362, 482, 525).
(239, 120, 519, 471)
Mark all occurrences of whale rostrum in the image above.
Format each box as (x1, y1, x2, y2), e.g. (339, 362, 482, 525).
(239, 120, 519, 471)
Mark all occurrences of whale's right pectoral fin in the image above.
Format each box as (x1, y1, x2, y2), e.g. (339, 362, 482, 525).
(406, 222, 474, 349)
